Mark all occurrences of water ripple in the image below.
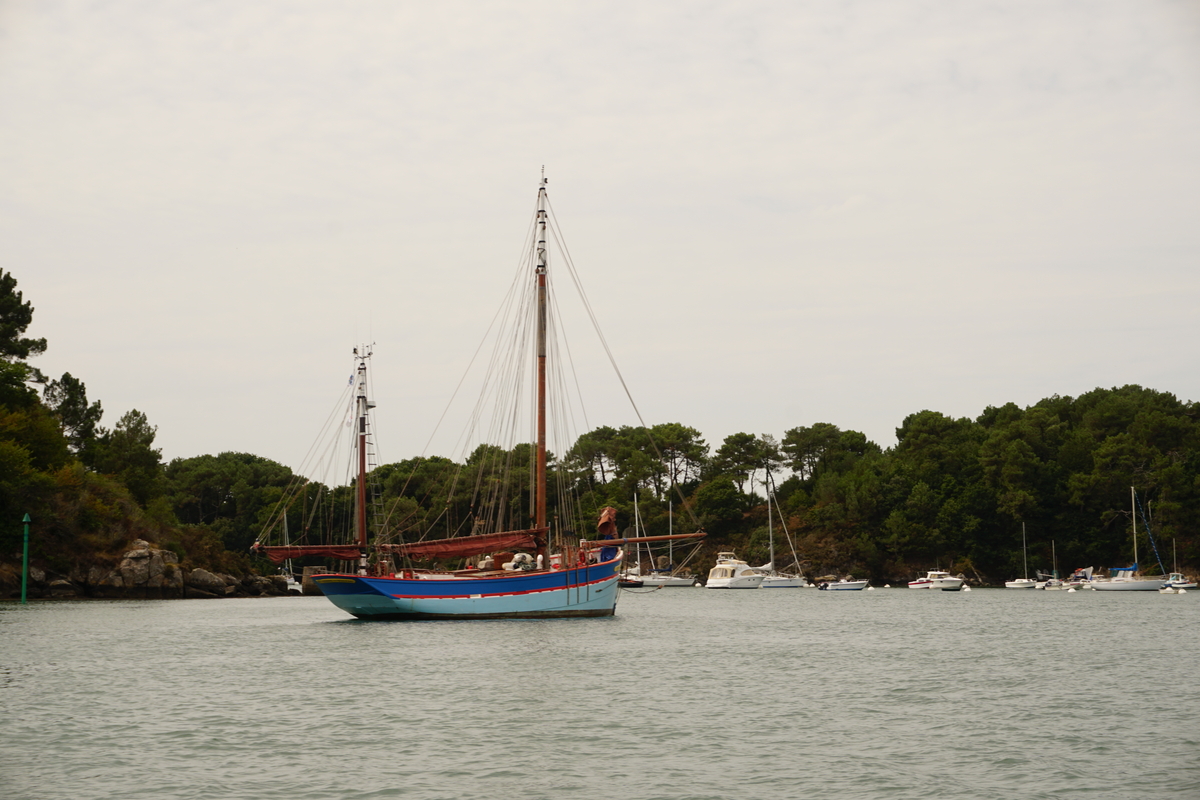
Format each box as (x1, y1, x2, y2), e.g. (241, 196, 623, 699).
(2, 591, 1198, 799)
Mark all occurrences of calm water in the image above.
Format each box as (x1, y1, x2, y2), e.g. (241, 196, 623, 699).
(2, 587, 1197, 800)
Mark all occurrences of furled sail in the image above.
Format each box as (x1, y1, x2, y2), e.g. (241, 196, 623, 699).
(377, 528, 545, 561)
(253, 543, 364, 564)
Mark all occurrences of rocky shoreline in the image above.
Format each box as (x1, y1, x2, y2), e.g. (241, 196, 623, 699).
(3, 539, 298, 601)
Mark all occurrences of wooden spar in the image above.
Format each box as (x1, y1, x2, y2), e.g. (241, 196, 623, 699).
(535, 174, 548, 548)
(580, 532, 706, 548)
(354, 351, 370, 574)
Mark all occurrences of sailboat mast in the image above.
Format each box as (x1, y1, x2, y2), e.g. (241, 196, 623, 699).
(1131, 486, 1138, 568)
(534, 174, 549, 536)
(1021, 521, 1028, 580)
(768, 485, 775, 570)
(354, 350, 371, 573)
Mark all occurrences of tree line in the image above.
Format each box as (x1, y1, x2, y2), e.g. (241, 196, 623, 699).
(2, 268, 1197, 584)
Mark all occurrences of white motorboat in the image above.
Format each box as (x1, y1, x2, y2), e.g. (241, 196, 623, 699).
(706, 552, 764, 589)
(1163, 572, 1196, 590)
(817, 577, 869, 591)
(1041, 578, 1066, 590)
(1004, 578, 1038, 589)
(908, 570, 965, 590)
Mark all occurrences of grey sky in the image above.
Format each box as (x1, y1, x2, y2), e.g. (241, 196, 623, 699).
(4, 0, 1199, 471)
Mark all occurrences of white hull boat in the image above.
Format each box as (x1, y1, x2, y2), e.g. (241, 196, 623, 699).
(1005, 523, 1036, 589)
(621, 566, 697, 587)
(761, 573, 812, 588)
(753, 484, 813, 588)
(1163, 572, 1196, 590)
(1064, 566, 1096, 590)
(619, 499, 700, 587)
(706, 552, 764, 589)
(818, 578, 869, 591)
(1092, 568, 1164, 591)
(908, 570, 965, 590)
(1093, 488, 1170, 592)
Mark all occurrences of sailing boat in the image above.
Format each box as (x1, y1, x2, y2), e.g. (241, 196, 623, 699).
(1004, 522, 1037, 589)
(1041, 541, 1065, 590)
(620, 498, 699, 587)
(252, 176, 704, 619)
(1094, 487, 1167, 591)
(1162, 540, 1196, 591)
(278, 514, 301, 593)
(757, 482, 811, 588)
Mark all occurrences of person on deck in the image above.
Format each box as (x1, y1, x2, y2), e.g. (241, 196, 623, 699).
(596, 506, 619, 563)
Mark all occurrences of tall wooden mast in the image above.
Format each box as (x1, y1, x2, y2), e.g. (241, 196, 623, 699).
(354, 347, 372, 574)
(535, 173, 549, 539)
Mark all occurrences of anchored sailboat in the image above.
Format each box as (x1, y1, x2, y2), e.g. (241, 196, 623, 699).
(1004, 522, 1037, 589)
(252, 176, 703, 619)
(1094, 487, 1167, 591)
(757, 480, 811, 588)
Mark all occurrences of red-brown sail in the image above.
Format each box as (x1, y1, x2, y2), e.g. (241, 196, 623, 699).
(253, 543, 364, 564)
(377, 529, 545, 561)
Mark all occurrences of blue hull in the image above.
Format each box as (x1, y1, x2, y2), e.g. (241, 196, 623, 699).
(311, 555, 622, 620)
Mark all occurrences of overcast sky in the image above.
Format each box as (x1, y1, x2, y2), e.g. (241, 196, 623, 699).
(3, 0, 1199, 472)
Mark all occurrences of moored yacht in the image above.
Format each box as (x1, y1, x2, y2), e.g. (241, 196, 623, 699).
(1005, 522, 1037, 589)
(621, 564, 697, 587)
(706, 552, 764, 589)
(908, 570, 965, 590)
(1092, 565, 1164, 591)
(1093, 487, 1170, 592)
(1163, 572, 1196, 590)
(1004, 578, 1037, 589)
(758, 568, 812, 588)
(817, 577, 869, 591)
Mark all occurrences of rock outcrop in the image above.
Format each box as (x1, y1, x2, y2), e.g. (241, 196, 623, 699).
(88, 540, 185, 599)
(3, 539, 294, 601)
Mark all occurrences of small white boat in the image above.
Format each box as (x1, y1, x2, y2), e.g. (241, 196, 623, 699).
(817, 577, 869, 591)
(1163, 572, 1197, 590)
(706, 552, 764, 589)
(908, 570, 965, 590)
(1064, 566, 1096, 590)
(1005, 523, 1037, 589)
(1041, 578, 1066, 590)
(1004, 578, 1037, 589)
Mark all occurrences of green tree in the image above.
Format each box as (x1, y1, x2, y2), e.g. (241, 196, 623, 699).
(782, 422, 842, 480)
(0, 270, 48, 408)
(43, 372, 103, 457)
(91, 409, 164, 506)
(711, 432, 762, 493)
(648, 422, 708, 490)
